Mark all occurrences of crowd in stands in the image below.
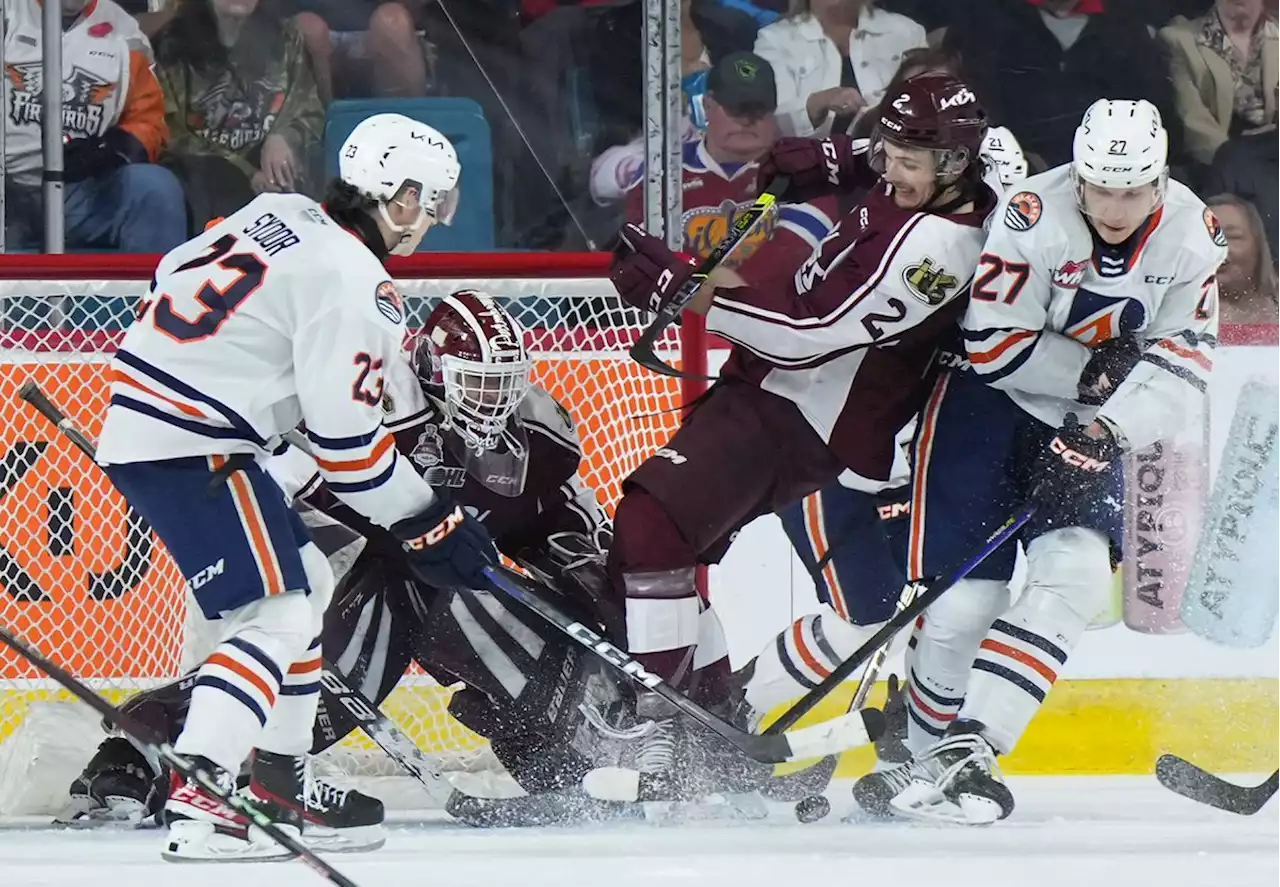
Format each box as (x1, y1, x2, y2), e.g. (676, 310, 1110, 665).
(1, 0, 1275, 320)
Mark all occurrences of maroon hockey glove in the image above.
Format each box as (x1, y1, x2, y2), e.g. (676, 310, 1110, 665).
(1077, 335, 1143, 405)
(1036, 413, 1121, 503)
(756, 135, 862, 200)
(609, 223, 698, 315)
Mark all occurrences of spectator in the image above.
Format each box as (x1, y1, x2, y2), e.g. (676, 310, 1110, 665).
(1207, 193, 1279, 324)
(754, 0, 926, 136)
(1, 0, 186, 253)
(151, 0, 324, 231)
(288, 0, 426, 102)
(615, 52, 837, 276)
(943, 0, 1185, 170)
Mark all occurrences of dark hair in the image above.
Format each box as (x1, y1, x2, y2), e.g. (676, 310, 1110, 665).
(154, 0, 288, 81)
(322, 178, 390, 259)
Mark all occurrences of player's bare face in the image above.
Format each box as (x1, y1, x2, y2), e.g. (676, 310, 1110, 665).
(881, 142, 938, 210)
(1081, 182, 1158, 244)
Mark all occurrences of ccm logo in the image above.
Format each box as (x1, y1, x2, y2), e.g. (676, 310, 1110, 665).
(567, 622, 664, 689)
(1050, 437, 1111, 472)
(822, 139, 840, 185)
(404, 505, 466, 550)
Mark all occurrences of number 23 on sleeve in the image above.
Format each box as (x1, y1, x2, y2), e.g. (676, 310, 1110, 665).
(351, 352, 385, 406)
(972, 253, 1029, 304)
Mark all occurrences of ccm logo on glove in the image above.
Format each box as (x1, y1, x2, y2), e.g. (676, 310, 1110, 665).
(1049, 436, 1111, 472)
(403, 504, 468, 549)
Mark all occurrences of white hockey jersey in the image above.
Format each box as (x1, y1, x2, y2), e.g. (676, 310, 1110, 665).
(962, 166, 1227, 451)
(97, 193, 439, 529)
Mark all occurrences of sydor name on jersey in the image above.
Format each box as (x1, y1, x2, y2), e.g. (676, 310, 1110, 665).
(242, 212, 301, 257)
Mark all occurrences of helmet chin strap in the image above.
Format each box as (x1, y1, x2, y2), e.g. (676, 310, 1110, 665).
(377, 200, 431, 256)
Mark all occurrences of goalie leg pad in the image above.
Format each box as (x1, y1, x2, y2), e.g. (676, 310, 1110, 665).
(961, 527, 1110, 754)
(905, 578, 1010, 754)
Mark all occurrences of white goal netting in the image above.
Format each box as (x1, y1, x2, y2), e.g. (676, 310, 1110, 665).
(0, 255, 702, 815)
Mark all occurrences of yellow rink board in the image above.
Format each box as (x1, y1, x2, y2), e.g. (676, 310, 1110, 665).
(763, 677, 1279, 779)
(3, 678, 1275, 778)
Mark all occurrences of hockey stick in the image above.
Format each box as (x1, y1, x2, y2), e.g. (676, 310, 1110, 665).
(765, 501, 1037, 734)
(481, 563, 884, 765)
(628, 175, 789, 380)
(17, 380, 456, 805)
(1155, 754, 1279, 815)
(0, 625, 359, 886)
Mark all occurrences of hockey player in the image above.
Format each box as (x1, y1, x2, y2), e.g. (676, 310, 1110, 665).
(853, 99, 1227, 824)
(600, 72, 998, 797)
(94, 113, 497, 861)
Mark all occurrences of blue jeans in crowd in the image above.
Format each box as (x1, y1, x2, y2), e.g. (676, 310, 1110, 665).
(3, 162, 187, 253)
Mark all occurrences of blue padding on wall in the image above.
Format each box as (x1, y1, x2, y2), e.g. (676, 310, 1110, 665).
(324, 98, 494, 252)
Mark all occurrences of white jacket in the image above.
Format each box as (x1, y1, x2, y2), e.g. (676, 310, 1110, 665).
(754, 8, 926, 137)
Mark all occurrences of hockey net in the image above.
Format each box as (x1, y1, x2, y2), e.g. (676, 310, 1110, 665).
(0, 252, 706, 815)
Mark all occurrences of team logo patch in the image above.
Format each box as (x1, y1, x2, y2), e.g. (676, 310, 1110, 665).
(1004, 191, 1042, 231)
(374, 280, 404, 323)
(1203, 207, 1228, 248)
(1052, 259, 1089, 290)
(902, 257, 959, 305)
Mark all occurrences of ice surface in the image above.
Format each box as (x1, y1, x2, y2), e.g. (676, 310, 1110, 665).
(1, 777, 1275, 887)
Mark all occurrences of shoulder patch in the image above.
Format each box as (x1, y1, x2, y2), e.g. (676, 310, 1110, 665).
(374, 280, 405, 324)
(902, 257, 959, 305)
(1004, 191, 1042, 231)
(1203, 207, 1228, 248)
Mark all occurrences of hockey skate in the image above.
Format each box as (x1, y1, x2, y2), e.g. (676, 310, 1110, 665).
(63, 737, 165, 828)
(852, 719, 1014, 825)
(161, 756, 300, 863)
(245, 751, 385, 854)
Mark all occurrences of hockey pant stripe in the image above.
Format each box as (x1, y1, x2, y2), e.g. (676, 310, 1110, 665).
(203, 652, 278, 709)
(802, 493, 848, 620)
(775, 631, 819, 690)
(908, 372, 949, 580)
(281, 636, 322, 696)
(907, 704, 946, 738)
(211, 454, 288, 598)
(908, 667, 964, 706)
(905, 667, 962, 736)
(225, 637, 285, 687)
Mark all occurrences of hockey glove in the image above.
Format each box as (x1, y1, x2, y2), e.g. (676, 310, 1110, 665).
(756, 135, 862, 201)
(1036, 413, 1121, 503)
(393, 493, 498, 590)
(63, 128, 148, 183)
(1078, 335, 1143, 405)
(609, 223, 698, 315)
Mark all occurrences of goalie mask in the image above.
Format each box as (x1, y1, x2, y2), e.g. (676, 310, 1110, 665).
(411, 291, 534, 491)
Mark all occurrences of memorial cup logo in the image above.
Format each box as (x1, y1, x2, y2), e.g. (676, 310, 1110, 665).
(5, 62, 115, 137)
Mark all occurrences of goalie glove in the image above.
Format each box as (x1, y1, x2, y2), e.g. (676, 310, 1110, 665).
(515, 531, 623, 642)
(610, 223, 698, 315)
(393, 493, 498, 590)
(1077, 335, 1143, 405)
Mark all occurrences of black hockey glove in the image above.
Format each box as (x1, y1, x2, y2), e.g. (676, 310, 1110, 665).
(1077, 336, 1143, 405)
(392, 493, 498, 590)
(1035, 413, 1121, 503)
(62, 128, 148, 183)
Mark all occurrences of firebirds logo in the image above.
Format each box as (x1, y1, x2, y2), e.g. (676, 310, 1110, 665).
(5, 62, 116, 136)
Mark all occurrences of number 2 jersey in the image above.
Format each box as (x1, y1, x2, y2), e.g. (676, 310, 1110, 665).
(96, 193, 439, 529)
(961, 166, 1228, 450)
(707, 146, 998, 489)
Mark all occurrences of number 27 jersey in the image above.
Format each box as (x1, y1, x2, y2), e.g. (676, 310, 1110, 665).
(97, 193, 439, 529)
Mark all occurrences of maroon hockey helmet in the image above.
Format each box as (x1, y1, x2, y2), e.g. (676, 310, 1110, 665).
(870, 72, 988, 181)
(411, 290, 532, 453)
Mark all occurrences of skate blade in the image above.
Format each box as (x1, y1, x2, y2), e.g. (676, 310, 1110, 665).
(161, 820, 299, 863)
(302, 823, 386, 854)
(888, 784, 1000, 826)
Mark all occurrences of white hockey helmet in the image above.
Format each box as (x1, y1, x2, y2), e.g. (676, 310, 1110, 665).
(980, 126, 1028, 188)
(339, 113, 461, 254)
(1071, 99, 1168, 193)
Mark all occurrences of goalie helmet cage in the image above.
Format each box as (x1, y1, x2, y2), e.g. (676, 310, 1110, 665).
(0, 251, 709, 815)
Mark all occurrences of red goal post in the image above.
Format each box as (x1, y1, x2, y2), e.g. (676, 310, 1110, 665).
(0, 251, 708, 814)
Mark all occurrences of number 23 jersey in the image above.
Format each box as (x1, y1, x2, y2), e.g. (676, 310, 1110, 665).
(961, 166, 1228, 451)
(97, 192, 439, 529)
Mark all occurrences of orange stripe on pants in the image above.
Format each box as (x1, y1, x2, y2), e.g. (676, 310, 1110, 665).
(908, 373, 949, 581)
